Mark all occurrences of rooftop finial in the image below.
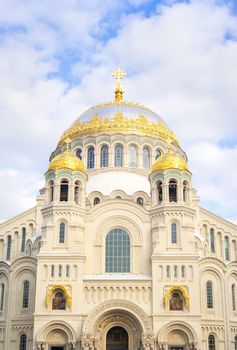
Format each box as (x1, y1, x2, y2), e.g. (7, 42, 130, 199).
(64, 137, 71, 152)
(112, 68, 126, 103)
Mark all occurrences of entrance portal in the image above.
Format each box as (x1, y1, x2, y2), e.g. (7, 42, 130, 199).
(169, 347, 184, 350)
(106, 326, 128, 350)
(51, 347, 65, 350)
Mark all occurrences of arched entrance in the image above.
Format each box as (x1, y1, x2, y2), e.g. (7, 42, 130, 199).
(106, 326, 128, 350)
(167, 329, 189, 350)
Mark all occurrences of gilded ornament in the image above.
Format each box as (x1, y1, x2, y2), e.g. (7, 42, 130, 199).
(112, 68, 126, 103)
(58, 113, 178, 146)
(163, 286, 189, 309)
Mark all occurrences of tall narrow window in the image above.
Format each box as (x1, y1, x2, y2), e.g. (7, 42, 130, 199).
(51, 265, 55, 277)
(21, 227, 26, 252)
(49, 180, 54, 202)
(235, 335, 237, 350)
(129, 145, 137, 168)
(114, 144, 123, 167)
(183, 181, 188, 202)
(210, 228, 215, 253)
(206, 281, 213, 308)
(155, 148, 161, 159)
(157, 181, 163, 204)
(166, 266, 170, 278)
(232, 284, 236, 311)
(181, 265, 186, 278)
(59, 223, 65, 244)
(87, 147, 95, 169)
(76, 148, 82, 160)
(19, 334, 27, 350)
(143, 147, 150, 169)
(6, 235, 11, 260)
(174, 265, 178, 278)
(225, 236, 230, 261)
(60, 180, 68, 201)
(66, 265, 70, 277)
(208, 335, 215, 350)
(22, 280, 29, 308)
(169, 180, 177, 202)
(74, 181, 80, 204)
(171, 223, 177, 244)
(100, 145, 109, 167)
(58, 265, 62, 277)
(105, 229, 130, 273)
(0, 283, 4, 311)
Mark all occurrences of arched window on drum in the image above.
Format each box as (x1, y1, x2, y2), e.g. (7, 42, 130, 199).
(114, 144, 123, 167)
(100, 145, 109, 167)
(155, 148, 161, 159)
(169, 179, 177, 202)
(143, 147, 150, 169)
(129, 145, 137, 168)
(105, 229, 130, 273)
(87, 147, 95, 169)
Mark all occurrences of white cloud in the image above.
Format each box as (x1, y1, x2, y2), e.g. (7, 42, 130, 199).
(0, 0, 237, 222)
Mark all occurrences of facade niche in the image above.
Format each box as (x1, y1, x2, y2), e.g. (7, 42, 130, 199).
(52, 289, 66, 310)
(169, 291, 184, 311)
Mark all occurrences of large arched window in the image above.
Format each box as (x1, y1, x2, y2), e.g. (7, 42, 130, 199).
(208, 335, 215, 350)
(210, 228, 215, 253)
(0, 283, 4, 311)
(22, 280, 29, 308)
(60, 180, 69, 201)
(171, 223, 177, 244)
(21, 227, 26, 253)
(114, 144, 123, 167)
(157, 181, 163, 204)
(143, 147, 150, 169)
(206, 281, 213, 308)
(87, 147, 95, 169)
(59, 223, 65, 244)
(169, 180, 177, 202)
(232, 284, 236, 311)
(105, 228, 130, 273)
(19, 334, 27, 350)
(129, 145, 137, 168)
(6, 235, 11, 261)
(100, 145, 109, 167)
(225, 236, 230, 261)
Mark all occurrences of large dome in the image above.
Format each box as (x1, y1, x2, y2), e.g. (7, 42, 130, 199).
(58, 101, 178, 146)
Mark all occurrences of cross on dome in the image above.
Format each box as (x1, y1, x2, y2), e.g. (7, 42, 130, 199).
(112, 68, 126, 103)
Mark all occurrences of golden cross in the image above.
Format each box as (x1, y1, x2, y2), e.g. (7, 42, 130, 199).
(112, 68, 126, 86)
(64, 137, 71, 152)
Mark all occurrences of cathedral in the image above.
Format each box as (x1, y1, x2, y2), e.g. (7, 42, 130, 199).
(0, 69, 237, 350)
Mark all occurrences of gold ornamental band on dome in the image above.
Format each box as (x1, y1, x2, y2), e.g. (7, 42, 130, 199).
(58, 112, 178, 146)
(163, 286, 189, 309)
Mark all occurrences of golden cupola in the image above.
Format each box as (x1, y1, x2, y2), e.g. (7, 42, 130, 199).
(48, 137, 86, 173)
(152, 144, 188, 172)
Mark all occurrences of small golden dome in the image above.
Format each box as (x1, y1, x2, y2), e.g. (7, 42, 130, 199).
(152, 145, 188, 172)
(48, 138, 86, 173)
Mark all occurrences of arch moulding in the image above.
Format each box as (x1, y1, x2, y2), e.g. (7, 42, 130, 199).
(158, 320, 197, 344)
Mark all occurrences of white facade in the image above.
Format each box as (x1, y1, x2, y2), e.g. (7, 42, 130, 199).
(0, 99, 237, 350)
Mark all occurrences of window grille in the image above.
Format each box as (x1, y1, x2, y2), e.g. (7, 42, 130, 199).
(100, 145, 109, 167)
(22, 281, 29, 308)
(105, 229, 130, 273)
(21, 227, 26, 252)
(206, 281, 213, 308)
(225, 236, 230, 261)
(59, 223, 65, 243)
(232, 284, 236, 311)
(87, 147, 95, 169)
(143, 147, 150, 169)
(6, 235, 11, 260)
(171, 223, 177, 244)
(208, 335, 215, 350)
(114, 145, 123, 167)
(210, 228, 215, 253)
(19, 334, 27, 350)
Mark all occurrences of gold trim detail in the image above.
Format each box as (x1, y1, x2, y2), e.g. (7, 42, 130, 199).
(58, 113, 178, 146)
(163, 286, 189, 309)
(112, 68, 126, 103)
(45, 284, 72, 308)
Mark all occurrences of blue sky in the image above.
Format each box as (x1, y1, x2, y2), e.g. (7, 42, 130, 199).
(0, 0, 237, 222)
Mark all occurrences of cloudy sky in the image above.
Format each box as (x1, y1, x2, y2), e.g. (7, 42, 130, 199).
(0, 0, 237, 223)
